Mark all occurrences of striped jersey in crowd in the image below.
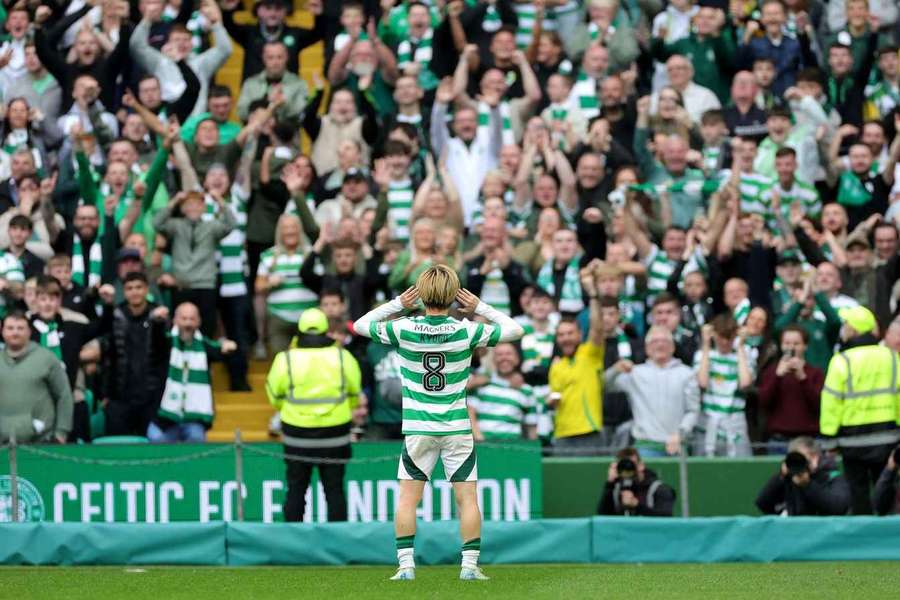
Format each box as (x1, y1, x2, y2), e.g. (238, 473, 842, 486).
(693, 348, 755, 415)
(202, 185, 249, 297)
(511, 1, 580, 48)
(470, 374, 537, 439)
(480, 268, 512, 315)
(257, 248, 318, 324)
(367, 314, 502, 435)
(386, 179, 414, 244)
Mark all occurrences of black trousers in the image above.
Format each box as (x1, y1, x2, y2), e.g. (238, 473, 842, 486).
(217, 294, 251, 388)
(172, 288, 218, 339)
(843, 445, 893, 515)
(284, 457, 348, 522)
(105, 401, 158, 437)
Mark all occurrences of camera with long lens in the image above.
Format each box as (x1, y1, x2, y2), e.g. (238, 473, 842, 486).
(616, 457, 638, 492)
(785, 451, 809, 476)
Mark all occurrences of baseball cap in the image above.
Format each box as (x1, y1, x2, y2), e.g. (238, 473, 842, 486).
(777, 250, 802, 265)
(343, 167, 368, 183)
(116, 247, 142, 263)
(838, 306, 876, 336)
(845, 237, 870, 250)
(297, 308, 329, 334)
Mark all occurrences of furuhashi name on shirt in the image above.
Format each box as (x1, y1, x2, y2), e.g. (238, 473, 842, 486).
(412, 324, 460, 344)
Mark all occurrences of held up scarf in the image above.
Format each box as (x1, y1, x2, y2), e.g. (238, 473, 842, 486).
(158, 327, 216, 425)
(536, 256, 583, 313)
(71, 233, 102, 288)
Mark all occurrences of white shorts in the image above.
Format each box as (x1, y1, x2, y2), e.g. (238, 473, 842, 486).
(398, 434, 478, 482)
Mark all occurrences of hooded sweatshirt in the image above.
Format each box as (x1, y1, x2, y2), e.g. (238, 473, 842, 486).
(605, 358, 700, 443)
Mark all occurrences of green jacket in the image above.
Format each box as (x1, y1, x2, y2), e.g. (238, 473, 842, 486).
(651, 30, 737, 103)
(774, 293, 842, 372)
(152, 202, 236, 290)
(0, 342, 73, 443)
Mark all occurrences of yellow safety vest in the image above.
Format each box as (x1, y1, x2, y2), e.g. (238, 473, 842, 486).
(265, 345, 361, 429)
(820, 344, 900, 447)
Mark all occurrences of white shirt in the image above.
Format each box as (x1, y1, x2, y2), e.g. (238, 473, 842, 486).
(430, 102, 500, 226)
(651, 81, 722, 124)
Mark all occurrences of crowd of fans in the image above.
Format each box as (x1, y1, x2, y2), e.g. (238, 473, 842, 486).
(0, 0, 899, 509)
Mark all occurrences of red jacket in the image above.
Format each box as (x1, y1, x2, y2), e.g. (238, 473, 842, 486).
(757, 363, 824, 437)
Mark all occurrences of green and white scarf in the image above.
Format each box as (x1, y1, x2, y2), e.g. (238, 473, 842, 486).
(387, 179, 414, 244)
(477, 100, 515, 147)
(613, 328, 632, 360)
(570, 70, 600, 120)
(482, 3, 502, 32)
(702, 144, 722, 174)
(158, 327, 215, 425)
(32, 318, 62, 361)
(837, 171, 872, 207)
(865, 80, 900, 118)
(71, 233, 102, 288)
(536, 256, 583, 313)
(547, 102, 569, 124)
(397, 28, 432, 70)
(732, 298, 750, 326)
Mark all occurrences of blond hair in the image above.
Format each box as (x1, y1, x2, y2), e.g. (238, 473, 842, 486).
(416, 264, 459, 309)
(274, 214, 305, 256)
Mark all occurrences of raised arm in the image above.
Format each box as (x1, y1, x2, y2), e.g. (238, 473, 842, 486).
(464, 290, 525, 342)
(430, 84, 453, 160)
(121, 91, 167, 137)
(354, 296, 407, 338)
(882, 115, 900, 187)
(172, 138, 202, 192)
(622, 196, 652, 259)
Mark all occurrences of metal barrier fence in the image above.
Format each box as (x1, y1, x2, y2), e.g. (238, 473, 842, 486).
(2, 432, 799, 523)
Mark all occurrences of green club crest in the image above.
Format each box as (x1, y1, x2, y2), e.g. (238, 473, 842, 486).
(0, 475, 45, 522)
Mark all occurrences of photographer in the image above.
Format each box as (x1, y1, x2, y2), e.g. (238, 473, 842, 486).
(872, 446, 900, 516)
(755, 437, 850, 516)
(597, 448, 675, 517)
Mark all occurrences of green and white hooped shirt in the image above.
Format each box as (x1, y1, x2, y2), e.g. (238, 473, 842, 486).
(257, 247, 318, 324)
(368, 313, 503, 436)
(480, 267, 512, 316)
(693, 348, 755, 415)
(386, 179, 414, 245)
(470, 374, 537, 439)
(202, 185, 249, 298)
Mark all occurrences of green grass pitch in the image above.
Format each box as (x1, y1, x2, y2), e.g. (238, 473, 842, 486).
(3, 562, 898, 599)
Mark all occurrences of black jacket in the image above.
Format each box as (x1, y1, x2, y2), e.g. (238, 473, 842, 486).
(598, 468, 675, 516)
(35, 5, 132, 113)
(102, 303, 162, 408)
(873, 466, 900, 516)
(29, 307, 112, 387)
(223, 8, 325, 81)
(755, 455, 851, 516)
(299, 250, 385, 321)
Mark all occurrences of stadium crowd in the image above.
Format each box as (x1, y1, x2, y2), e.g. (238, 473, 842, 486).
(0, 0, 900, 514)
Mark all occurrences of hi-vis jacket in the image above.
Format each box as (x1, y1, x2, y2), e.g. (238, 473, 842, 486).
(266, 345, 361, 429)
(820, 344, 900, 448)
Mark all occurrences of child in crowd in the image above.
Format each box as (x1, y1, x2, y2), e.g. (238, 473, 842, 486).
(694, 315, 754, 457)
